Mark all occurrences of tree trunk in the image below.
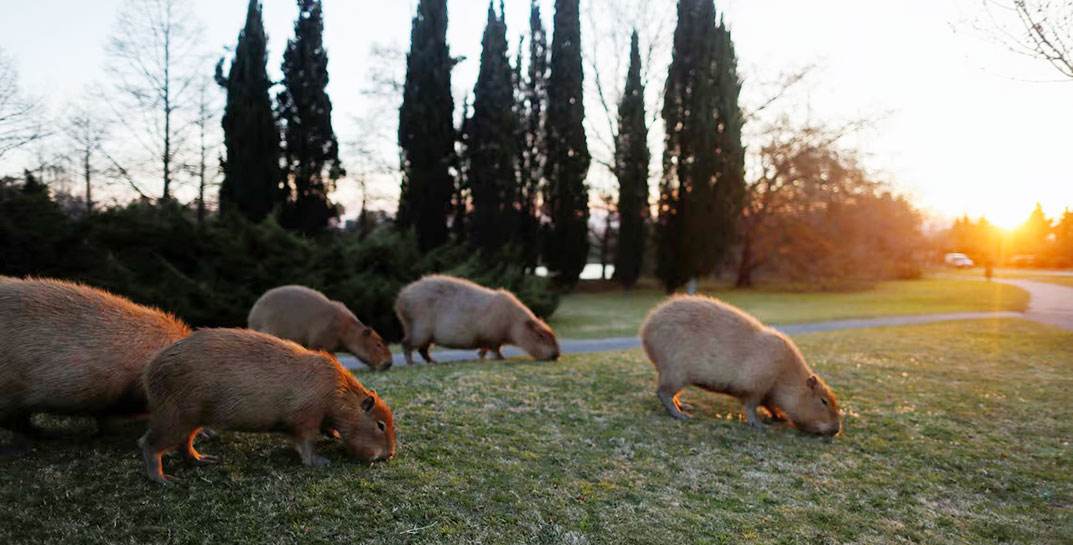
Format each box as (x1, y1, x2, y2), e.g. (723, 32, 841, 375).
(84, 147, 92, 214)
(735, 236, 755, 288)
(161, 25, 172, 200)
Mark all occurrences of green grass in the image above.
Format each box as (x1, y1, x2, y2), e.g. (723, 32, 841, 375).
(550, 278, 1030, 339)
(1, 319, 1070, 544)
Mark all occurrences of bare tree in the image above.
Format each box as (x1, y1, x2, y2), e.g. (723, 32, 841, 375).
(64, 100, 111, 214)
(588, 190, 618, 280)
(0, 48, 46, 161)
(104, 0, 207, 200)
(188, 75, 220, 225)
(976, 0, 1073, 79)
(736, 115, 873, 287)
(582, 0, 672, 175)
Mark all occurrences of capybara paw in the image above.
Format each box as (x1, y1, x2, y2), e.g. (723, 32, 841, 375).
(0, 444, 32, 457)
(678, 401, 695, 412)
(150, 473, 181, 485)
(668, 410, 691, 421)
(197, 428, 218, 441)
(193, 454, 220, 465)
(748, 421, 768, 432)
(305, 455, 330, 467)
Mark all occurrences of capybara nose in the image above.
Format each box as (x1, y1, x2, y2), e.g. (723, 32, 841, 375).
(550, 351, 560, 361)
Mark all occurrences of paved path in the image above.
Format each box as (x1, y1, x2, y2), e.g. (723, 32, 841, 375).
(993, 278, 1073, 331)
(339, 309, 1029, 371)
(340, 278, 1073, 370)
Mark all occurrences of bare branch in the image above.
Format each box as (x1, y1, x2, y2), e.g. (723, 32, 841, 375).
(0, 48, 47, 160)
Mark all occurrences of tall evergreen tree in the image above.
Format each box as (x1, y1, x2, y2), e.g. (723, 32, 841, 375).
(215, 0, 282, 222)
(277, 0, 344, 234)
(514, 0, 549, 271)
(543, 0, 591, 288)
(464, 2, 518, 254)
(612, 31, 650, 289)
(656, 0, 744, 292)
(397, 0, 456, 252)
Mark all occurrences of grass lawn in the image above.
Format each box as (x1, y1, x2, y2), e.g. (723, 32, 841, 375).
(1, 319, 1069, 544)
(550, 278, 1030, 339)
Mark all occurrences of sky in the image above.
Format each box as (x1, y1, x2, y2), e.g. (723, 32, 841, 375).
(1, 0, 1071, 229)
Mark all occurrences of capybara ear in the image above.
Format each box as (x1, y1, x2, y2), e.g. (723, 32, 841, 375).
(362, 328, 372, 337)
(361, 395, 375, 413)
(807, 375, 819, 389)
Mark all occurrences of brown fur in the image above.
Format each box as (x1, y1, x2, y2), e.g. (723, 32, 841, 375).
(248, 285, 393, 370)
(394, 275, 559, 364)
(138, 328, 396, 483)
(639, 295, 841, 436)
(0, 278, 191, 452)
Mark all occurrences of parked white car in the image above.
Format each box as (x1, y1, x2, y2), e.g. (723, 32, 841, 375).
(944, 252, 975, 268)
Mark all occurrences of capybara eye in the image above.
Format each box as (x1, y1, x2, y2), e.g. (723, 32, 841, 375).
(362, 328, 372, 337)
(821, 398, 828, 406)
(377, 421, 385, 432)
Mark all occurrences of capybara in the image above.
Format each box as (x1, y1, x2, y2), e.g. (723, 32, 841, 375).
(139, 328, 396, 484)
(394, 275, 560, 364)
(0, 278, 191, 453)
(640, 295, 841, 436)
(248, 285, 393, 370)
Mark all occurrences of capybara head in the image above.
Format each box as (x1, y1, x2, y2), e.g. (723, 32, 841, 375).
(789, 374, 842, 437)
(335, 386, 396, 463)
(512, 318, 560, 361)
(342, 317, 393, 371)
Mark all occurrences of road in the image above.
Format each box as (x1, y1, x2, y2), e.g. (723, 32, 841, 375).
(341, 278, 1073, 370)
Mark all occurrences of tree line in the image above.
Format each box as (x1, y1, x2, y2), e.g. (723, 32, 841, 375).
(0, 0, 932, 300)
(396, 0, 749, 292)
(947, 205, 1073, 269)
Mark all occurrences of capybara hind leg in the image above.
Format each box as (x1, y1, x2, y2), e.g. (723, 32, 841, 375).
(491, 346, 504, 360)
(657, 382, 690, 420)
(402, 342, 415, 366)
(183, 427, 219, 464)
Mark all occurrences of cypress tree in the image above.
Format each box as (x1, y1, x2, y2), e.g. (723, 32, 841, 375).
(514, 0, 549, 271)
(656, 0, 744, 292)
(215, 0, 282, 222)
(543, 0, 591, 288)
(397, 0, 456, 252)
(612, 31, 650, 289)
(278, 0, 344, 234)
(464, 2, 518, 254)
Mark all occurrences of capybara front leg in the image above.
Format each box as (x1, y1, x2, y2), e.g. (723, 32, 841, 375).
(478, 348, 488, 360)
(657, 383, 690, 420)
(402, 341, 415, 366)
(139, 430, 182, 484)
(183, 427, 220, 464)
(0, 414, 34, 456)
(743, 400, 767, 431)
(762, 401, 785, 422)
(292, 434, 330, 467)
(418, 344, 436, 364)
(491, 346, 504, 360)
